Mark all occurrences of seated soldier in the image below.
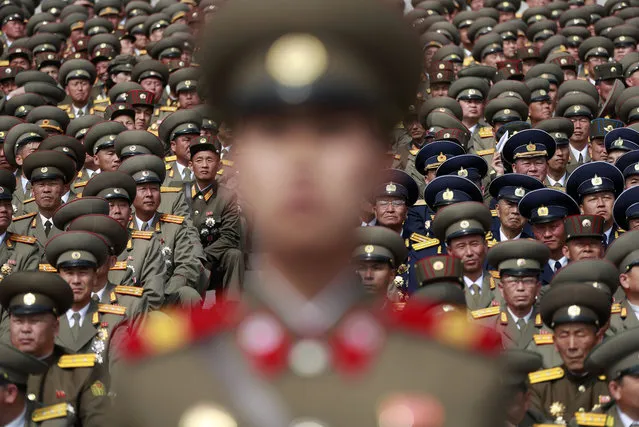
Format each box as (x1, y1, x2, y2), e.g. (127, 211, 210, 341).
(605, 231, 639, 334)
(562, 214, 606, 262)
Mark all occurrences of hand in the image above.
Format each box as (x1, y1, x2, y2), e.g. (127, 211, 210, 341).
(490, 151, 504, 177)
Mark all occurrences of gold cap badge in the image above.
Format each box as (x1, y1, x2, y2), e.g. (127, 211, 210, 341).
(23, 293, 36, 306)
(364, 245, 375, 254)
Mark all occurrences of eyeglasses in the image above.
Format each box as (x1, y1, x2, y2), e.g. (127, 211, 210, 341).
(376, 200, 406, 208)
(501, 277, 539, 287)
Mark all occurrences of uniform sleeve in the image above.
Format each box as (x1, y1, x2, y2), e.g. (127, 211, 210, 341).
(17, 242, 41, 272)
(165, 223, 205, 294)
(204, 193, 241, 262)
(170, 191, 192, 220)
(528, 382, 547, 418)
(137, 237, 166, 311)
(78, 364, 112, 427)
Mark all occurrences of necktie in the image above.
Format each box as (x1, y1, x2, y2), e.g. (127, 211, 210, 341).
(554, 261, 562, 273)
(44, 220, 52, 237)
(91, 294, 100, 303)
(516, 319, 526, 330)
(470, 283, 481, 295)
(183, 167, 192, 181)
(77, 109, 84, 117)
(578, 153, 584, 163)
(142, 222, 150, 231)
(71, 312, 81, 340)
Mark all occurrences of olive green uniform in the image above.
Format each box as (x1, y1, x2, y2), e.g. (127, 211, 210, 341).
(473, 307, 548, 350)
(9, 213, 63, 257)
(608, 300, 639, 335)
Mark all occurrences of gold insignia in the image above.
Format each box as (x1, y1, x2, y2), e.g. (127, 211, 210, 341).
(71, 251, 81, 260)
(515, 187, 525, 197)
(568, 305, 581, 317)
(364, 245, 375, 254)
(437, 153, 447, 162)
(443, 189, 454, 200)
(575, 105, 581, 112)
(539, 89, 546, 95)
(443, 133, 450, 138)
(582, 219, 592, 227)
(457, 167, 468, 177)
(40, 167, 48, 173)
(23, 293, 35, 306)
(591, 175, 602, 186)
(613, 138, 624, 147)
(504, 108, 511, 114)
(265, 33, 328, 88)
(460, 220, 470, 229)
(549, 401, 566, 423)
(526, 143, 536, 152)
(385, 183, 396, 193)
(516, 258, 526, 266)
(433, 260, 444, 271)
(604, 124, 613, 132)
(538, 206, 549, 216)
(469, 89, 476, 95)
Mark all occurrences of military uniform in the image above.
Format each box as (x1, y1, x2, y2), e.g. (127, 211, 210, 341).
(158, 110, 203, 187)
(556, 94, 599, 172)
(131, 60, 172, 127)
(605, 231, 639, 333)
(57, 59, 99, 119)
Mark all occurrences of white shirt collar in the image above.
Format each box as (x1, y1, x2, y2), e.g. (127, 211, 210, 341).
(463, 274, 484, 295)
(93, 286, 107, 302)
(73, 105, 88, 116)
(499, 227, 521, 242)
(66, 302, 91, 327)
(135, 214, 155, 231)
(547, 173, 567, 186)
(507, 307, 533, 324)
(87, 168, 99, 178)
(468, 124, 478, 135)
(361, 218, 377, 227)
(627, 301, 639, 318)
(175, 161, 187, 176)
(20, 174, 29, 194)
(39, 213, 52, 228)
(0, 232, 7, 246)
(569, 143, 588, 161)
(5, 405, 27, 427)
(604, 226, 612, 243)
(61, 190, 70, 204)
(617, 407, 639, 427)
(548, 256, 568, 272)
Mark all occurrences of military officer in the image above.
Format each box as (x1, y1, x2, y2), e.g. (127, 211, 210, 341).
(473, 239, 550, 349)
(373, 169, 418, 235)
(159, 109, 203, 186)
(566, 161, 625, 247)
(502, 129, 557, 185)
(66, 115, 104, 188)
(112, 0, 508, 424)
(447, 77, 490, 151)
(562, 214, 606, 262)
(57, 59, 98, 119)
(614, 150, 639, 189)
(167, 67, 201, 110)
(518, 188, 581, 285)
(410, 254, 467, 312)
(130, 60, 175, 125)
(186, 138, 244, 300)
(82, 171, 166, 312)
(529, 281, 611, 423)
(397, 112, 429, 196)
(10, 151, 76, 255)
(0, 272, 110, 425)
(435, 153, 488, 189)
(80, 121, 128, 190)
(535, 117, 574, 189)
(605, 231, 639, 333)
(613, 185, 639, 233)
(588, 118, 624, 163)
(556, 93, 599, 172)
(578, 36, 614, 83)
(125, 89, 156, 131)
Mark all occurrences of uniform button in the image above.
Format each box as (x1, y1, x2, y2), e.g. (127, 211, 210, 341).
(194, 210, 199, 216)
(289, 339, 329, 377)
(198, 195, 203, 200)
(27, 393, 36, 401)
(578, 385, 586, 393)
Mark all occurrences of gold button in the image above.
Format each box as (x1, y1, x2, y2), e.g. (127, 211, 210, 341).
(578, 385, 586, 393)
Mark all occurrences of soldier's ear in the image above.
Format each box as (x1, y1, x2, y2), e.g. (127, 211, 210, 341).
(561, 245, 570, 260)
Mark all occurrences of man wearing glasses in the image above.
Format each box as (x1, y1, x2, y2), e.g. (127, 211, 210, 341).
(472, 239, 550, 349)
(371, 169, 418, 236)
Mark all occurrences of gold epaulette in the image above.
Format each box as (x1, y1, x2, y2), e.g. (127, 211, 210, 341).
(74, 180, 88, 188)
(410, 232, 429, 243)
(534, 425, 562, 427)
(490, 209, 497, 217)
(476, 148, 495, 156)
(221, 159, 234, 167)
(470, 305, 500, 319)
(409, 148, 419, 156)
(165, 155, 177, 162)
(487, 239, 497, 248)
(57, 353, 96, 368)
(528, 366, 564, 384)
(67, 113, 76, 119)
(394, 153, 401, 160)
(130, 231, 154, 239)
(165, 163, 172, 170)
(58, 104, 70, 111)
(160, 213, 184, 224)
(98, 303, 127, 315)
(533, 334, 554, 345)
(412, 238, 440, 251)
(12, 212, 37, 221)
(22, 197, 35, 204)
(39, 264, 57, 272)
(93, 97, 109, 104)
(478, 127, 493, 138)
(32, 403, 69, 422)
(489, 270, 500, 279)
(500, 311, 508, 324)
(160, 106, 177, 112)
(115, 285, 144, 297)
(574, 412, 607, 427)
(599, 375, 607, 380)
(139, 49, 147, 55)
(489, 277, 496, 289)
(0, 60, 8, 67)
(9, 234, 36, 244)
(160, 186, 181, 193)
(217, 169, 224, 175)
(535, 313, 542, 326)
(93, 105, 106, 112)
(110, 261, 128, 270)
(611, 303, 622, 314)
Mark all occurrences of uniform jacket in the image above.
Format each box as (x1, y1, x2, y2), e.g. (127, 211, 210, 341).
(464, 273, 500, 311)
(9, 212, 63, 256)
(608, 299, 639, 335)
(473, 306, 545, 349)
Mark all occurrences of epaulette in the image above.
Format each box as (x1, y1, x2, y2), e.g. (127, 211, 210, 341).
(528, 366, 564, 384)
(73, 180, 88, 188)
(110, 261, 127, 270)
(130, 231, 154, 239)
(470, 305, 500, 319)
(489, 270, 500, 279)
(22, 197, 35, 204)
(533, 425, 562, 427)
(410, 232, 430, 243)
(39, 264, 57, 272)
(409, 148, 419, 156)
(165, 155, 177, 162)
(574, 412, 607, 427)
(487, 239, 497, 248)
(412, 238, 440, 251)
(160, 186, 181, 193)
(139, 49, 147, 55)
(160, 213, 184, 224)
(476, 148, 495, 156)
(535, 313, 542, 327)
(478, 127, 493, 138)
(0, 60, 8, 67)
(490, 209, 497, 217)
(165, 163, 172, 170)
(12, 212, 37, 221)
(533, 334, 554, 345)
(93, 105, 107, 113)
(93, 97, 109, 104)
(221, 159, 234, 167)
(599, 375, 607, 381)
(611, 303, 621, 314)
(160, 106, 177, 112)
(98, 303, 126, 315)
(58, 353, 96, 368)
(58, 104, 71, 111)
(621, 307, 627, 318)
(394, 153, 401, 160)
(413, 199, 426, 206)
(9, 234, 36, 245)
(32, 403, 70, 422)
(115, 285, 144, 297)
(489, 277, 496, 289)
(67, 113, 76, 119)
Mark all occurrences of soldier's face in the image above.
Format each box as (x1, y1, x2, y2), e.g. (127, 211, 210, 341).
(66, 79, 92, 105)
(607, 150, 624, 164)
(134, 183, 161, 217)
(459, 99, 484, 121)
(614, 45, 635, 62)
(32, 178, 65, 210)
(447, 234, 487, 275)
(0, 200, 12, 233)
(191, 151, 219, 181)
(2, 20, 25, 40)
(373, 196, 408, 230)
(626, 176, 639, 189)
(113, 114, 135, 131)
(40, 65, 59, 81)
(178, 90, 201, 109)
(597, 79, 615, 102)
(171, 134, 198, 162)
(580, 192, 614, 224)
(547, 145, 569, 173)
(235, 109, 385, 256)
(15, 142, 39, 166)
(553, 323, 599, 373)
(496, 199, 524, 231)
(627, 71, 639, 88)
(355, 261, 394, 295)
(9, 57, 29, 71)
(620, 266, 639, 295)
(0, 79, 16, 95)
(140, 77, 164, 99)
(10, 313, 58, 358)
(532, 219, 565, 252)
(513, 157, 547, 182)
(429, 83, 449, 98)
(503, 39, 517, 58)
(482, 52, 505, 68)
(108, 199, 132, 227)
(94, 148, 121, 172)
(406, 120, 425, 141)
(563, 69, 577, 81)
(589, 138, 607, 161)
(562, 238, 604, 261)
(529, 100, 552, 123)
(59, 266, 96, 306)
(499, 274, 540, 311)
(609, 375, 639, 414)
(134, 106, 153, 130)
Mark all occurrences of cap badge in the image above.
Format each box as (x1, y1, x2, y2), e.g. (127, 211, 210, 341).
(140, 93, 146, 100)
(443, 133, 450, 138)
(574, 105, 581, 112)
(528, 48, 534, 53)
(433, 260, 444, 271)
(539, 90, 546, 95)
(200, 137, 207, 143)
(71, 251, 82, 260)
(613, 138, 623, 147)
(634, 163, 639, 171)
(504, 109, 511, 114)
(385, 183, 396, 193)
(40, 167, 48, 173)
(538, 206, 549, 216)
(460, 220, 470, 229)
(457, 167, 468, 177)
(436, 73, 442, 79)
(567, 305, 581, 317)
(438, 63, 445, 69)
(364, 245, 374, 254)
(437, 153, 447, 163)
(129, 145, 136, 151)
(265, 33, 328, 88)
(526, 143, 536, 152)
(604, 124, 613, 132)
(443, 189, 454, 200)
(582, 218, 592, 227)
(113, 188, 121, 194)
(516, 258, 526, 267)
(620, 36, 626, 41)
(611, 67, 616, 72)
(142, 171, 150, 177)
(468, 89, 476, 95)
(0, 187, 4, 194)
(591, 175, 602, 186)
(23, 293, 36, 306)
(560, 58, 567, 65)
(514, 187, 525, 197)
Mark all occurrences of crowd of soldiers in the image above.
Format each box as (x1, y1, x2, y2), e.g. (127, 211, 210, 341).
(0, 0, 639, 425)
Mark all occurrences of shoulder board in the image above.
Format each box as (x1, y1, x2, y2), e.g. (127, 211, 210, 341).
(115, 285, 144, 297)
(93, 105, 107, 112)
(32, 403, 69, 422)
(574, 412, 607, 427)
(39, 264, 57, 272)
(73, 180, 88, 188)
(165, 163, 172, 171)
(598, 375, 607, 381)
(12, 212, 37, 221)
(130, 231, 154, 239)
(160, 213, 184, 224)
(500, 311, 508, 325)
(164, 155, 177, 162)
(489, 270, 500, 279)
(0, 60, 8, 67)
(410, 232, 429, 243)
(534, 425, 563, 427)
(533, 334, 554, 345)
(139, 49, 147, 55)
(490, 209, 497, 217)
(221, 159, 234, 167)
(621, 307, 627, 318)
(23, 197, 35, 204)
(110, 261, 128, 270)
(535, 313, 542, 327)
(93, 98, 109, 104)
(9, 234, 36, 244)
(409, 148, 419, 156)
(58, 104, 70, 110)
(57, 353, 96, 368)
(611, 303, 621, 314)
(160, 186, 182, 193)
(528, 366, 564, 384)
(471, 305, 500, 319)
(489, 276, 496, 289)
(478, 127, 493, 138)
(160, 106, 177, 112)
(394, 153, 401, 160)
(476, 148, 496, 156)
(98, 303, 126, 316)
(412, 238, 440, 251)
